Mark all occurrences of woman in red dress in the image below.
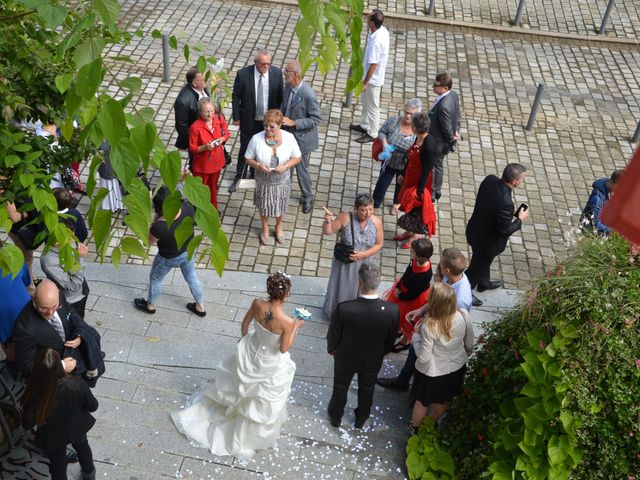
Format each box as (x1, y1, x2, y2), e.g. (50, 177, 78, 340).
(395, 112, 436, 248)
(188, 98, 230, 209)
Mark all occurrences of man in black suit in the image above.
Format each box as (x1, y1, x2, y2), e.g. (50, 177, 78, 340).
(327, 264, 399, 428)
(426, 71, 461, 201)
(13, 279, 81, 378)
(173, 67, 210, 167)
(229, 49, 284, 192)
(466, 163, 529, 306)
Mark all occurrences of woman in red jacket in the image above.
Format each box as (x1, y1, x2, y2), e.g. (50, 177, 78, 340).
(395, 112, 436, 247)
(189, 98, 230, 209)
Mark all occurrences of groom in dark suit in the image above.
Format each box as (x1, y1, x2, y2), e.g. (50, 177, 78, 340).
(229, 49, 284, 192)
(426, 71, 461, 201)
(13, 279, 81, 378)
(327, 264, 399, 428)
(281, 59, 322, 214)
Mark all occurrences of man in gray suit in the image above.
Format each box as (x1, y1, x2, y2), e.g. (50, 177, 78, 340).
(281, 60, 322, 214)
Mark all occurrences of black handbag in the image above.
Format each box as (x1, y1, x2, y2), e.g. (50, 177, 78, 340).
(333, 213, 356, 263)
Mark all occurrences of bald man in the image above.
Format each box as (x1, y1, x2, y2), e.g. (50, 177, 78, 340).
(13, 279, 81, 378)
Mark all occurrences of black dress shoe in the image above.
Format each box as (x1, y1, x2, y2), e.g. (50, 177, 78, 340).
(477, 280, 503, 292)
(354, 419, 367, 429)
(349, 123, 366, 133)
(355, 134, 375, 144)
(472, 294, 483, 307)
(66, 447, 79, 464)
(376, 377, 409, 392)
(302, 199, 313, 214)
(228, 180, 239, 193)
(328, 415, 341, 428)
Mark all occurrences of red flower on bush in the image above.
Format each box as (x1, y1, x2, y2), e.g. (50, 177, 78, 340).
(539, 341, 545, 351)
(635, 359, 640, 370)
(631, 243, 640, 258)
(481, 367, 490, 377)
(477, 433, 485, 442)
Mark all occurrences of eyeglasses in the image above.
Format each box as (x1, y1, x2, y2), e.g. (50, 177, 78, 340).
(433, 83, 443, 88)
(263, 124, 278, 129)
(403, 110, 415, 115)
(255, 61, 271, 67)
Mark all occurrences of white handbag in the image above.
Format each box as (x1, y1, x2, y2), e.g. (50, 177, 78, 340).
(237, 178, 256, 190)
(237, 161, 256, 190)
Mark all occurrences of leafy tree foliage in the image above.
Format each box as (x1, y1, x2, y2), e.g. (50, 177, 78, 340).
(295, 0, 365, 93)
(0, 0, 228, 276)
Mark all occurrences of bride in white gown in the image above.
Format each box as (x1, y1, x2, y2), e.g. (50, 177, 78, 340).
(171, 272, 304, 458)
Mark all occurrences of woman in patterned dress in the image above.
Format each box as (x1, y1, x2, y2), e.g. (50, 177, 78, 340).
(244, 109, 302, 245)
(321, 193, 384, 318)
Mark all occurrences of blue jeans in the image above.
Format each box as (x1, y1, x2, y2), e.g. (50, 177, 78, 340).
(148, 252, 203, 305)
(372, 166, 403, 208)
(397, 344, 417, 385)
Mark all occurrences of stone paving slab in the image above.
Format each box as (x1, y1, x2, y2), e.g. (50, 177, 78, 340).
(2, 264, 520, 479)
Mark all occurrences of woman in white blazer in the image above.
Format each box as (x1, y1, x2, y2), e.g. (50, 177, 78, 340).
(411, 282, 474, 431)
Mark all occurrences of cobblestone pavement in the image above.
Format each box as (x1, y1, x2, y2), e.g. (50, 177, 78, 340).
(71, 0, 639, 291)
(373, 0, 640, 40)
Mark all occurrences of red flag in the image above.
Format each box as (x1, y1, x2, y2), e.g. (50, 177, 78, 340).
(601, 147, 640, 243)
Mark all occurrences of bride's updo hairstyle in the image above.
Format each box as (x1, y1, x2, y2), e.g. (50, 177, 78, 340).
(267, 272, 291, 301)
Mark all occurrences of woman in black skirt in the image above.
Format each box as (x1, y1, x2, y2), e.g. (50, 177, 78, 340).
(22, 348, 98, 480)
(411, 282, 474, 430)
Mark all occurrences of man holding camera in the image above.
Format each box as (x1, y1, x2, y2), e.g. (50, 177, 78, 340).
(465, 163, 529, 306)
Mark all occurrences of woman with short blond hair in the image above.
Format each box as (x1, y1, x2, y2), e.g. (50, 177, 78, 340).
(244, 109, 302, 244)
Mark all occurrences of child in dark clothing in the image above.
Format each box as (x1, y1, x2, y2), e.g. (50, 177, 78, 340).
(385, 238, 433, 351)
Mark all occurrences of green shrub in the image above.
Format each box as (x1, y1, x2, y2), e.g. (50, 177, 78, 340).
(407, 236, 640, 479)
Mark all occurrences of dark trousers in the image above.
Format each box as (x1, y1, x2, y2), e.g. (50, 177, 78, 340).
(465, 246, 496, 289)
(71, 296, 87, 319)
(328, 365, 377, 424)
(292, 152, 313, 201)
(424, 138, 447, 198)
(397, 344, 417, 385)
(234, 121, 263, 181)
(372, 166, 403, 208)
(46, 435, 93, 480)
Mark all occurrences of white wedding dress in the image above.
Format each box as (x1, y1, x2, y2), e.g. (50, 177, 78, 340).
(171, 322, 296, 458)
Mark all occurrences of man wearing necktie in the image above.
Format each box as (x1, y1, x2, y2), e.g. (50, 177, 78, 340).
(281, 60, 323, 214)
(230, 49, 284, 193)
(425, 72, 461, 201)
(13, 279, 81, 378)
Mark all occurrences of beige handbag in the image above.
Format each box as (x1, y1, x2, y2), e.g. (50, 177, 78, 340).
(237, 161, 256, 190)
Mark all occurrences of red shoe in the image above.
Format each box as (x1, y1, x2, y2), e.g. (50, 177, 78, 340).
(393, 233, 411, 241)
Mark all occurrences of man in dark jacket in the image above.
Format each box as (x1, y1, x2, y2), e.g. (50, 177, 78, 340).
(174, 67, 210, 163)
(229, 49, 284, 192)
(465, 163, 529, 306)
(580, 170, 623, 235)
(327, 264, 399, 429)
(13, 280, 82, 378)
(426, 71, 461, 201)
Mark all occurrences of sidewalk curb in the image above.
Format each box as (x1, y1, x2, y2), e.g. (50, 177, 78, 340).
(258, 0, 640, 47)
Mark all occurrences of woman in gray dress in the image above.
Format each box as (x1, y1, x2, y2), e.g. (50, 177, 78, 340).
(372, 98, 421, 213)
(244, 109, 302, 245)
(321, 194, 384, 318)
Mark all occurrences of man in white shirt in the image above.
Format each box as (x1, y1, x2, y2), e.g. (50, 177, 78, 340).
(350, 9, 390, 143)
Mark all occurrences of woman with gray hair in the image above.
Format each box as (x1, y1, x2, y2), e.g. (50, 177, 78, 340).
(321, 193, 384, 318)
(188, 97, 230, 209)
(372, 98, 422, 213)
